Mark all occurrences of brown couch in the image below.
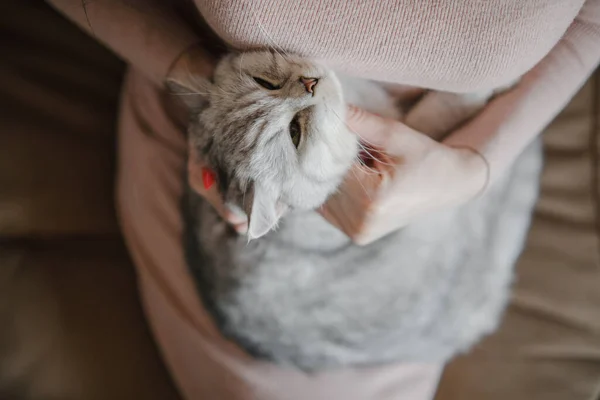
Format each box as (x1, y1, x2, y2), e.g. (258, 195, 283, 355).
(0, 1, 180, 399)
(1, 1, 599, 399)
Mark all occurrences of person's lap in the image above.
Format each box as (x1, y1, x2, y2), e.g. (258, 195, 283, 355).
(117, 62, 446, 399)
(118, 66, 600, 398)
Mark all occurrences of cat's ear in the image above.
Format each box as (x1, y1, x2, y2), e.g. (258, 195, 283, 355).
(244, 184, 287, 240)
(166, 74, 210, 112)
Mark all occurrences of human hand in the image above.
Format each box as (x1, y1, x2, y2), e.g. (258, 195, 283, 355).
(187, 149, 249, 234)
(320, 106, 489, 245)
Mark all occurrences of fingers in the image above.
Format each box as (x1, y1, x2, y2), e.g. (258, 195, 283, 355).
(188, 158, 224, 212)
(346, 105, 436, 155)
(346, 106, 393, 147)
(187, 157, 247, 228)
(319, 163, 387, 244)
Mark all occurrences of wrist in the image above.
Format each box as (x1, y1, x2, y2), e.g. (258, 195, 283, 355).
(451, 145, 491, 199)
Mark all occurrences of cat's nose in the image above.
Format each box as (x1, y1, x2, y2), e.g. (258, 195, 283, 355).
(300, 77, 318, 94)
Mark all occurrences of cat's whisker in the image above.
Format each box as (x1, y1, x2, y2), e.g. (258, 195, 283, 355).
(353, 152, 378, 170)
(358, 150, 396, 170)
(170, 92, 211, 96)
(216, 86, 239, 97)
(351, 135, 388, 152)
(328, 106, 397, 169)
(321, 104, 388, 176)
(354, 157, 381, 176)
(328, 107, 378, 146)
(242, 0, 289, 60)
(354, 165, 383, 180)
(355, 141, 396, 169)
(349, 166, 372, 201)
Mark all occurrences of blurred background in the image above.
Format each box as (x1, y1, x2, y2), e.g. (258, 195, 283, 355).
(0, 1, 180, 398)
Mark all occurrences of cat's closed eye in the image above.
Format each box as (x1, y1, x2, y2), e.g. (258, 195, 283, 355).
(253, 77, 281, 90)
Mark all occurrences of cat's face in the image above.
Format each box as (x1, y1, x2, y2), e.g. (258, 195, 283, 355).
(172, 51, 357, 239)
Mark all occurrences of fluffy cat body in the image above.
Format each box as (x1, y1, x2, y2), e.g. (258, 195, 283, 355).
(175, 51, 542, 371)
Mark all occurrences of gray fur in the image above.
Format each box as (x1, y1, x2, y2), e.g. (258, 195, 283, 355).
(175, 51, 542, 371)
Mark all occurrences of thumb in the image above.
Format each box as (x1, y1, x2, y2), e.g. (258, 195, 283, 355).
(346, 105, 433, 154)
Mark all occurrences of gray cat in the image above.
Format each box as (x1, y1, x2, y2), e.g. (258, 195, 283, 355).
(170, 50, 542, 371)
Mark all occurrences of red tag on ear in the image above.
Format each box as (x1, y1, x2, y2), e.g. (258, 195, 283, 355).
(202, 167, 216, 190)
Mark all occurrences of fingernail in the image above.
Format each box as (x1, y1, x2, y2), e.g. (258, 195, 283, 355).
(202, 167, 216, 190)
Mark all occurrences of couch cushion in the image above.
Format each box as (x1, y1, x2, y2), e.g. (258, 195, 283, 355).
(0, 0, 124, 236)
(435, 71, 600, 399)
(0, 238, 181, 399)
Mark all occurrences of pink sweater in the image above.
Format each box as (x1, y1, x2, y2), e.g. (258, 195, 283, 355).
(50, 0, 600, 180)
(47, 1, 600, 399)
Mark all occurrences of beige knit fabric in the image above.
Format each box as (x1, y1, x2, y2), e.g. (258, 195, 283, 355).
(197, 0, 600, 181)
(199, 1, 578, 91)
